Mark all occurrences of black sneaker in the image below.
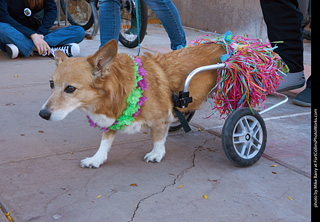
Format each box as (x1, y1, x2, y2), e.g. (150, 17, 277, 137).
(50, 43, 80, 58)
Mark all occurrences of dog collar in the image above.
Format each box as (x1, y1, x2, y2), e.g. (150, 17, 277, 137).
(86, 56, 148, 132)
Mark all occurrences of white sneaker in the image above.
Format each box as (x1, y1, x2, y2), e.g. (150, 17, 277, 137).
(50, 43, 80, 58)
(5, 44, 19, 59)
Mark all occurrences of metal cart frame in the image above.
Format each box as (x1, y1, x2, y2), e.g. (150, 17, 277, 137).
(180, 63, 288, 167)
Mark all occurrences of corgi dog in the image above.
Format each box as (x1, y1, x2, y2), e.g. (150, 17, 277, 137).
(39, 40, 225, 168)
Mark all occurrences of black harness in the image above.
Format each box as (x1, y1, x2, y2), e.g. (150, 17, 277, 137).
(171, 90, 193, 133)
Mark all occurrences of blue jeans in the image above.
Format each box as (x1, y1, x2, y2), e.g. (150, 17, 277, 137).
(0, 23, 85, 57)
(99, 0, 186, 50)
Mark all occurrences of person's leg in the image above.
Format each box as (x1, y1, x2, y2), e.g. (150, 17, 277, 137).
(44, 26, 85, 47)
(144, 0, 186, 50)
(297, 0, 309, 27)
(0, 22, 34, 57)
(260, 0, 304, 73)
(99, 0, 121, 47)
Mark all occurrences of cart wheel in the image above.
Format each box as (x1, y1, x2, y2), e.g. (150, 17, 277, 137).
(222, 108, 267, 167)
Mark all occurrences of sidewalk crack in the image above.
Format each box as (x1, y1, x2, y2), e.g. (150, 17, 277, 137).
(129, 138, 211, 222)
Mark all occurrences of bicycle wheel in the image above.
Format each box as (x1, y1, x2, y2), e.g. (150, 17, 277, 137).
(60, 0, 97, 31)
(119, 0, 148, 48)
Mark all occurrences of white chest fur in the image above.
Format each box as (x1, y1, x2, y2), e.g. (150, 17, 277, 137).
(83, 109, 142, 134)
(86, 113, 115, 128)
(122, 121, 143, 134)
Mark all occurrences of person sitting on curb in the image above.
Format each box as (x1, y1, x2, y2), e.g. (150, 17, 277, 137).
(0, 0, 85, 59)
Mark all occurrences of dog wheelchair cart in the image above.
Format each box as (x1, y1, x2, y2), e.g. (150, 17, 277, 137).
(174, 63, 288, 167)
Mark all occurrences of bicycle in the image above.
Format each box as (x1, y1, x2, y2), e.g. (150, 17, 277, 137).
(59, 0, 148, 48)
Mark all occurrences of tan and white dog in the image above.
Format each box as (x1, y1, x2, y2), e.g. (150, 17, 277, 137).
(39, 40, 225, 168)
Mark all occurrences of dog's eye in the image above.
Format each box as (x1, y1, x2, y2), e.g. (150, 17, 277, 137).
(64, 85, 77, 93)
(49, 80, 54, 89)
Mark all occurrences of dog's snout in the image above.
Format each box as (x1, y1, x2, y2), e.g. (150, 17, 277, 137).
(39, 109, 51, 120)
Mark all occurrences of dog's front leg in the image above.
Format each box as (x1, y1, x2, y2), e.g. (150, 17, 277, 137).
(81, 131, 116, 168)
(144, 124, 170, 163)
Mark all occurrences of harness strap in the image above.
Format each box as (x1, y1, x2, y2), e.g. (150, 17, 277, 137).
(173, 107, 191, 133)
(171, 89, 191, 133)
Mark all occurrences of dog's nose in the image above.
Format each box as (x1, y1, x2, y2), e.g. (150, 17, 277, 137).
(39, 109, 51, 120)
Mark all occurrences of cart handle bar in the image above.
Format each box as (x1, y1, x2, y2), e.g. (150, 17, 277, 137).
(182, 63, 288, 115)
(183, 63, 226, 92)
(258, 93, 288, 115)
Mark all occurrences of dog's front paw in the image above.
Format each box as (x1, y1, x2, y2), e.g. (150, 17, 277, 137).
(144, 150, 165, 163)
(80, 156, 105, 168)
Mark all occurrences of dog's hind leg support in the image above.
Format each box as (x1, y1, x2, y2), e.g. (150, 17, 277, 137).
(80, 131, 116, 168)
(171, 90, 192, 133)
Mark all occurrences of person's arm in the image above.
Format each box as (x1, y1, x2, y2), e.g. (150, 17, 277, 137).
(0, 0, 36, 37)
(35, 0, 57, 35)
(30, 33, 51, 55)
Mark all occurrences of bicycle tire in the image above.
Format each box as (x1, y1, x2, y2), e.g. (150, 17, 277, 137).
(119, 0, 148, 48)
(59, 0, 96, 31)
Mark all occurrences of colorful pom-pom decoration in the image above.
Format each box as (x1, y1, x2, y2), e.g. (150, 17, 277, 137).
(187, 31, 288, 117)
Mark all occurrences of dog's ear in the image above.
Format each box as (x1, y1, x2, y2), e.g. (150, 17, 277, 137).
(55, 50, 68, 66)
(87, 39, 118, 77)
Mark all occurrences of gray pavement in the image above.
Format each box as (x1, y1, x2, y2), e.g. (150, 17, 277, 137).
(0, 24, 311, 222)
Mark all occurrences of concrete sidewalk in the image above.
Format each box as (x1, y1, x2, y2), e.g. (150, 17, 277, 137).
(0, 25, 311, 222)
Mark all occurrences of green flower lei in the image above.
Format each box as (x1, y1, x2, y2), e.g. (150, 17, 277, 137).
(86, 56, 148, 132)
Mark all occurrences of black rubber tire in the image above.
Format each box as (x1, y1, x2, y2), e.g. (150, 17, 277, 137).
(60, 0, 96, 31)
(221, 108, 267, 167)
(119, 0, 148, 48)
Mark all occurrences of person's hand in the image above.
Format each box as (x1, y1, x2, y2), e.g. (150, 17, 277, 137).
(30, 33, 51, 56)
